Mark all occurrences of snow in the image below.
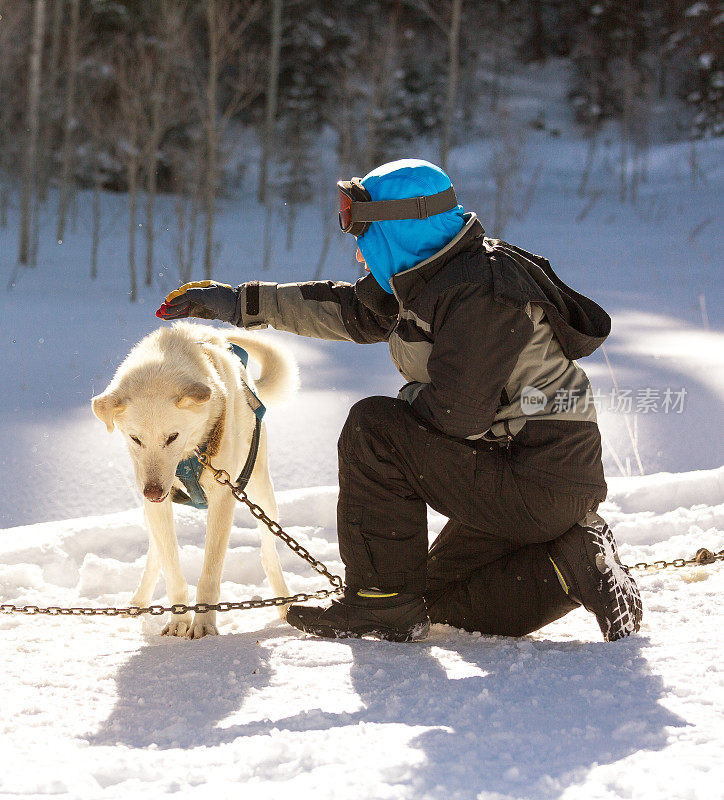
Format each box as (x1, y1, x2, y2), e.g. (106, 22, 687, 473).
(1, 476, 723, 798)
(1, 60, 723, 799)
(1, 473, 723, 799)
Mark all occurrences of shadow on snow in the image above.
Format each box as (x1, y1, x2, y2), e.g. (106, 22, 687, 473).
(90, 624, 684, 799)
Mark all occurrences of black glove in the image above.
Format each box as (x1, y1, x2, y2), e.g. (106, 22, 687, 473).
(156, 281, 241, 323)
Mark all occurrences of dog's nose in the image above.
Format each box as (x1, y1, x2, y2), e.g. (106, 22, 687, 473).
(143, 483, 166, 502)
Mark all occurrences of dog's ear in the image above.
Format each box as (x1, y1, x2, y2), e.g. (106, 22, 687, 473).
(176, 383, 212, 409)
(92, 391, 127, 433)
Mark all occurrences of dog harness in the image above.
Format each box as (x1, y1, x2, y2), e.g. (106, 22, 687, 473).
(172, 344, 266, 510)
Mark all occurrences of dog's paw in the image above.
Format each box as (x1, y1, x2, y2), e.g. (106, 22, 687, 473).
(161, 615, 191, 637)
(123, 595, 150, 616)
(186, 616, 219, 639)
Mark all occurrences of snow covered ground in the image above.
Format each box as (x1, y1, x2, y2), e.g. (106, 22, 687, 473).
(1, 60, 723, 799)
(1, 471, 723, 799)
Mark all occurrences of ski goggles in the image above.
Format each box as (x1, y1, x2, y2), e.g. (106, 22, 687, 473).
(337, 177, 459, 238)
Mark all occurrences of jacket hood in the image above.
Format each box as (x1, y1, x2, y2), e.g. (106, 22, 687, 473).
(486, 240, 612, 360)
(356, 159, 466, 294)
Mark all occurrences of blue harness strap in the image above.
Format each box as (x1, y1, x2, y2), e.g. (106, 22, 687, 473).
(231, 342, 265, 421)
(172, 344, 266, 510)
(173, 448, 209, 509)
(229, 342, 249, 368)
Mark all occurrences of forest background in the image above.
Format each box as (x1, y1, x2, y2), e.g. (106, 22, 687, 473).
(1, 0, 720, 296)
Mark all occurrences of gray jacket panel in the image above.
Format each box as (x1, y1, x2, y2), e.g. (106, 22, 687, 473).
(484, 304, 598, 441)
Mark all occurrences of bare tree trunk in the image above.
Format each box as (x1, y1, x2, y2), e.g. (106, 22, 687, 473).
(529, 0, 546, 62)
(338, 79, 354, 176)
(440, 0, 462, 172)
(127, 117, 139, 302)
(49, 0, 65, 91)
(174, 143, 202, 283)
(128, 163, 138, 302)
(493, 175, 504, 235)
(144, 1, 174, 288)
(0, 188, 9, 228)
(619, 69, 630, 202)
(186, 196, 200, 283)
(258, 0, 282, 204)
(490, 1, 504, 111)
(489, 106, 522, 237)
(70, 187, 79, 232)
(575, 189, 603, 223)
(176, 193, 200, 284)
(175, 193, 189, 282)
(30, 187, 41, 266)
(144, 90, 162, 287)
(364, 10, 398, 170)
(657, 37, 669, 100)
(199, 0, 262, 276)
(578, 123, 599, 197)
(689, 140, 699, 188)
(262, 201, 273, 270)
(91, 176, 101, 279)
(313, 212, 334, 280)
(204, 0, 219, 280)
(144, 173, 157, 287)
(19, 0, 46, 266)
(516, 160, 542, 221)
(285, 205, 296, 251)
(48, 0, 65, 95)
(56, 0, 80, 243)
(619, 36, 637, 204)
(38, 0, 66, 201)
(619, 57, 632, 205)
(631, 146, 640, 205)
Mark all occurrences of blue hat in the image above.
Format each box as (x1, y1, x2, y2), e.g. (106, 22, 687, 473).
(356, 159, 465, 294)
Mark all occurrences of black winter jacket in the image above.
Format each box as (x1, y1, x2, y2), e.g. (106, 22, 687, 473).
(237, 214, 610, 496)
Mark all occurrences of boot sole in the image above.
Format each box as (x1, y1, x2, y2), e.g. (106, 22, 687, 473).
(586, 517, 643, 642)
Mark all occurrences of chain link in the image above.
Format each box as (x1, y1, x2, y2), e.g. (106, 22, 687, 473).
(1, 456, 722, 619)
(0, 589, 343, 617)
(625, 547, 724, 572)
(196, 453, 344, 592)
(1, 453, 344, 618)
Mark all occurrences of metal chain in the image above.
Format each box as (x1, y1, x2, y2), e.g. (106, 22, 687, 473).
(196, 453, 344, 593)
(0, 590, 341, 618)
(1, 453, 343, 618)
(1, 457, 722, 618)
(625, 548, 724, 572)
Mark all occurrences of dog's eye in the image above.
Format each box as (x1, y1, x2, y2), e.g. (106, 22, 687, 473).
(165, 433, 179, 446)
(130, 435, 142, 446)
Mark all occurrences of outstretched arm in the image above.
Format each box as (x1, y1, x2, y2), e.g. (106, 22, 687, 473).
(238, 280, 395, 343)
(157, 279, 393, 344)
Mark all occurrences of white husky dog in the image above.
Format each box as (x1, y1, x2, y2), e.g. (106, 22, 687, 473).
(92, 321, 298, 638)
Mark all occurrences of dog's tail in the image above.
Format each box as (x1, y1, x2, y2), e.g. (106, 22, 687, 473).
(223, 331, 299, 406)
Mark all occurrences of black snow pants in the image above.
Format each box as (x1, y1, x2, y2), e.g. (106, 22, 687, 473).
(337, 396, 602, 636)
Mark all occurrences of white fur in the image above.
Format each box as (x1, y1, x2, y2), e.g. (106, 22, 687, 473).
(91, 322, 296, 639)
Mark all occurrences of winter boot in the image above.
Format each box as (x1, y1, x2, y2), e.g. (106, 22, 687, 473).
(547, 512, 643, 642)
(286, 588, 430, 642)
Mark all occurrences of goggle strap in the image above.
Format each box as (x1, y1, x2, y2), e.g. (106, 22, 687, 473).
(348, 185, 458, 223)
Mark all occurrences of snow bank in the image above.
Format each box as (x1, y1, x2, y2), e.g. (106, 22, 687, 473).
(607, 465, 724, 514)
